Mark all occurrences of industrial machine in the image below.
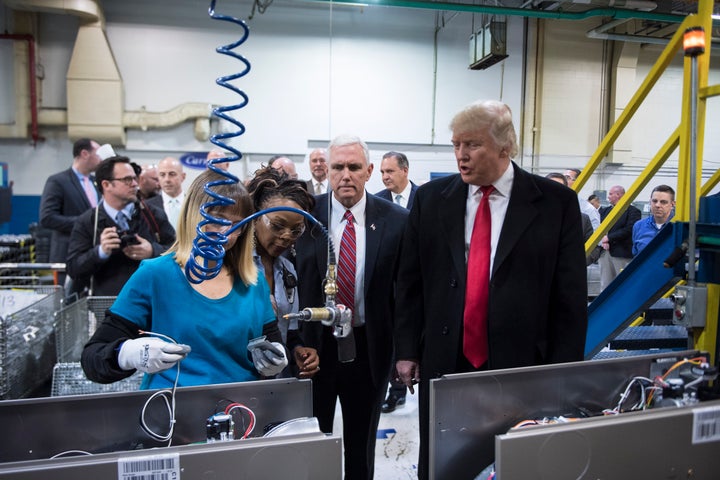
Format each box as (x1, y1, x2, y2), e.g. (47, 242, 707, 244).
(429, 350, 719, 479)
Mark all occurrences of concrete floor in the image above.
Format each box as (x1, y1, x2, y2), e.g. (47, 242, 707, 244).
(332, 387, 420, 479)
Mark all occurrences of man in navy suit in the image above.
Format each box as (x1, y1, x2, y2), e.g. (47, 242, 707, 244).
(374, 151, 418, 413)
(374, 151, 418, 210)
(39, 138, 102, 284)
(394, 101, 588, 479)
(295, 135, 408, 480)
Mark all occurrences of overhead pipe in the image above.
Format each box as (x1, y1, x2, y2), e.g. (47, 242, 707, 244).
(308, 0, 687, 23)
(0, 33, 39, 144)
(123, 103, 214, 142)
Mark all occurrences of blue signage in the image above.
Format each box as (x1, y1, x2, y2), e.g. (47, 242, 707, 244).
(180, 152, 209, 170)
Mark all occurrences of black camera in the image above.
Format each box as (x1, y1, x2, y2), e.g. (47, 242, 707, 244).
(118, 230, 140, 249)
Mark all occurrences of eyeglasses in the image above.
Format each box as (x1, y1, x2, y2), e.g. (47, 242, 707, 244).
(110, 175, 138, 186)
(261, 215, 305, 239)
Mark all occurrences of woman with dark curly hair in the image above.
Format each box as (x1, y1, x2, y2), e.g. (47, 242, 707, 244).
(247, 166, 320, 378)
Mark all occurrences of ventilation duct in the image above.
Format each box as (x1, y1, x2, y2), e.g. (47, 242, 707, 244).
(2, 0, 211, 144)
(469, 20, 509, 70)
(66, 23, 125, 144)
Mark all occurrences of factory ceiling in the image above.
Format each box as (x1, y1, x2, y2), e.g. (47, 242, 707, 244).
(298, 0, 720, 43)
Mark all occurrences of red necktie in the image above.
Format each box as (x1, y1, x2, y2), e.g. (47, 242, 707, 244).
(463, 185, 494, 368)
(336, 210, 356, 310)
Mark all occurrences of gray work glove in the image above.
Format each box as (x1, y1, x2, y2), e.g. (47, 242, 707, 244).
(117, 337, 191, 374)
(248, 337, 288, 377)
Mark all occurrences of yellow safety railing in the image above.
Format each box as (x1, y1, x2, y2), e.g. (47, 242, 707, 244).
(575, 0, 718, 362)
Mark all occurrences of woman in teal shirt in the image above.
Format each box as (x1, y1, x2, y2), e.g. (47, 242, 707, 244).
(81, 169, 286, 389)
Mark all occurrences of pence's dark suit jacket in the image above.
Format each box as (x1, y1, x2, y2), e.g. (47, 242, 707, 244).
(374, 181, 419, 210)
(39, 168, 97, 263)
(394, 162, 588, 478)
(296, 192, 408, 388)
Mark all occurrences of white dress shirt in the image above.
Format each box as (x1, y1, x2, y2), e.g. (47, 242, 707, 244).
(392, 182, 413, 209)
(161, 191, 185, 230)
(330, 192, 367, 327)
(465, 162, 514, 275)
(312, 179, 328, 195)
(579, 198, 600, 230)
(98, 201, 135, 259)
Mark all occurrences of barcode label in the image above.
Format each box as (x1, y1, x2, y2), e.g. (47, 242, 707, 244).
(692, 406, 720, 444)
(118, 453, 180, 480)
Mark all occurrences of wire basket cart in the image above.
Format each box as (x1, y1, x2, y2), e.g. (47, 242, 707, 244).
(50, 362, 142, 397)
(51, 296, 143, 396)
(0, 285, 63, 399)
(54, 296, 116, 363)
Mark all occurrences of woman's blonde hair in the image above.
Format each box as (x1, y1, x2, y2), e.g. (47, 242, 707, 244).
(167, 170, 257, 286)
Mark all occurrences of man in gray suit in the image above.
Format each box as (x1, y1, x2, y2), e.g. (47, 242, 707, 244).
(394, 101, 588, 479)
(39, 138, 102, 284)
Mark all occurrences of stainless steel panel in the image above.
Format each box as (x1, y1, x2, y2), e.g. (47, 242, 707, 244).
(0, 378, 312, 463)
(0, 432, 342, 480)
(496, 400, 720, 479)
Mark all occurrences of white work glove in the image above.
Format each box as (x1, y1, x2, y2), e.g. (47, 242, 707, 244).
(248, 338, 288, 377)
(117, 337, 191, 374)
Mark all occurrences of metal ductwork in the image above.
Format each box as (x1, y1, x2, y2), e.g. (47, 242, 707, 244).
(2, 0, 103, 23)
(0, 31, 35, 142)
(1, 0, 212, 145)
(2, 0, 123, 143)
(124, 103, 214, 143)
(66, 21, 125, 144)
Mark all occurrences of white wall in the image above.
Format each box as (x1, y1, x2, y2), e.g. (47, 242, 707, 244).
(523, 18, 720, 202)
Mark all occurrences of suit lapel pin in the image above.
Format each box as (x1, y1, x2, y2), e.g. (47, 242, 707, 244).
(370, 223, 376, 231)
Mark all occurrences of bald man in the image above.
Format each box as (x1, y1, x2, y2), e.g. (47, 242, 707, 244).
(146, 157, 186, 231)
(269, 155, 298, 179)
(138, 164, 160, 199)
(206, 148, 230, 171)
(306, 148, 328, 195)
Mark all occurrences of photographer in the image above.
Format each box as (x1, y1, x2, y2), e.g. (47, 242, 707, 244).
(66, 156, 176, 297)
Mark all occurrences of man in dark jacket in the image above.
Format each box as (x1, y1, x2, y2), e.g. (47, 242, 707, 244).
(39, 138, 102, 284)
(394, 100, 588, 479)
(598, 185, 641, 289)
(295, 135, 408, 480)
(66, 156, 175, 297)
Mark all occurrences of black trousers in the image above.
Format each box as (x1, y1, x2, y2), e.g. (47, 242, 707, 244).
(313, 326, 385, 480)
(387, 379, 407, 398)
